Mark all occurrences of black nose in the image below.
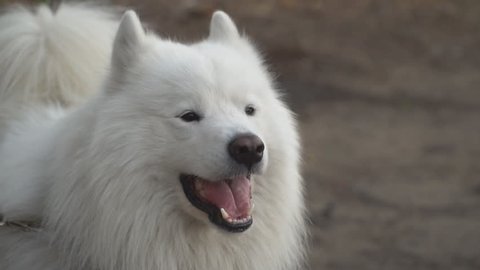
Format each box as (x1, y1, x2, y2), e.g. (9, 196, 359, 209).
(228, 133, 265, 168)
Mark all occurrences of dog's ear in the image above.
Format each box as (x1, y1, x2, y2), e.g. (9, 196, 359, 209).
(208, 11, 240, 42)
(111, 10, 145, 72)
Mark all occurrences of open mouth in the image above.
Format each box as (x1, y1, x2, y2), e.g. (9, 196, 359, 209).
(180, 174, 253, 233)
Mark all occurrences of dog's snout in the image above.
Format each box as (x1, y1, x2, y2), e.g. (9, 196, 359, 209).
(228, 133, 264, 168)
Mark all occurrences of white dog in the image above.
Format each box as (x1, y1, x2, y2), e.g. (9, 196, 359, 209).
(0, 3, 306, 270)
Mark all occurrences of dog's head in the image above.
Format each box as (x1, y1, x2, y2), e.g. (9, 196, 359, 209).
(95, 11, 299, 233)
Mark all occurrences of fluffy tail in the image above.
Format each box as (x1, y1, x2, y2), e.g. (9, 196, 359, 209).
(0, 3, 118, 108)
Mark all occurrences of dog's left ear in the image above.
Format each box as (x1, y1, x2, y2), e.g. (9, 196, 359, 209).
(111, 10, 145, 72)
(209, 11, 240, 42)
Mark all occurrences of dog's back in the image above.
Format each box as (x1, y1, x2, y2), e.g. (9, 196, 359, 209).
(0, 3, 117, 226)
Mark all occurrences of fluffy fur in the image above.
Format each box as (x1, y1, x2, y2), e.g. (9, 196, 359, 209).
(0, 3, 306, 270)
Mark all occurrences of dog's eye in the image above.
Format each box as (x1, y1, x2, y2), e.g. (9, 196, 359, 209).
(179, 111, 201, 122)
(245, 105, 256, 116)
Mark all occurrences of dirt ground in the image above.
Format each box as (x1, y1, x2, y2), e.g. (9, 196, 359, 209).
(114, 1, 480, 269)
(4, 0, 480, 269)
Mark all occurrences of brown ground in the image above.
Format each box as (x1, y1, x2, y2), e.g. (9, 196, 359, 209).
(117, 1, 480, 269)
(123, 1, 480, 269)
(5, 0, 480, 269)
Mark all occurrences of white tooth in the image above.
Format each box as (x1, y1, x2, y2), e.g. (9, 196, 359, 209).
(249, 203, 255, 215)
(220, 208, 230, 220)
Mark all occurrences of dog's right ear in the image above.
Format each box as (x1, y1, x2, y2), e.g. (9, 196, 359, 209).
(209, 11, 240, 43)
(111, 10, 145, 72)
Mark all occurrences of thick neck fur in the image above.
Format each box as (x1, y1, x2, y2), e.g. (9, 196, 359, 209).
(41, 96, 306, 270)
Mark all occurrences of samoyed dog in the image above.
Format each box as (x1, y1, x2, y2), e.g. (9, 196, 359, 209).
(0, 3, 306, 270)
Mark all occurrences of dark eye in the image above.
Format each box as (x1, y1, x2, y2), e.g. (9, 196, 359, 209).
(245, 105, 256, 116)
(179, 111, 201, 122)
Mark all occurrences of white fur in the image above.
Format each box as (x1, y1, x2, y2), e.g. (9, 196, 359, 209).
(0, 4, 306, 270)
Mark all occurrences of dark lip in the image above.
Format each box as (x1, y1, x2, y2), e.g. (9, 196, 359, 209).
(180, 174, 252, 233)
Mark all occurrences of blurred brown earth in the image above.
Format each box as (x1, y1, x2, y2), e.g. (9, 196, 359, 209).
(114, 1, 480, 269)
(4, 0, 480, 269)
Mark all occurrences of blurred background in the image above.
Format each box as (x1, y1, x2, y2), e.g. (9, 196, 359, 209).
(2, 0, 480, 269)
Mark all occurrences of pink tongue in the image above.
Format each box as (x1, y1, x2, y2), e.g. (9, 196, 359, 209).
(199, 176, 251, 218)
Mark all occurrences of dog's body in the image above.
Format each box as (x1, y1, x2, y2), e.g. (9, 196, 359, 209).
(0, 4, 306, 270)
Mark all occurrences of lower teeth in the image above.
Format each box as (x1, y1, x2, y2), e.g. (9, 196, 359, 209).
(225, 216, 251, 224)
